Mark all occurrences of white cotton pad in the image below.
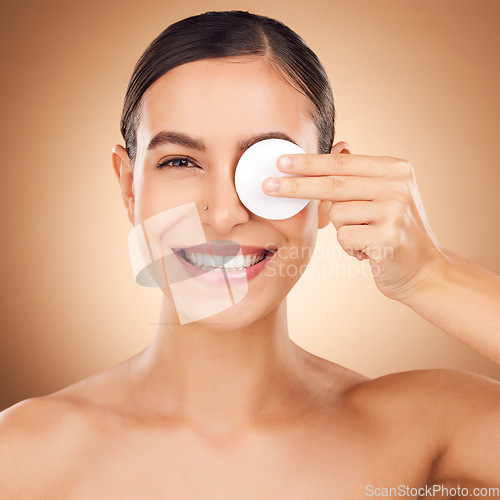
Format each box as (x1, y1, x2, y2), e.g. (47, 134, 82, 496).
(234, 138, 310, 220)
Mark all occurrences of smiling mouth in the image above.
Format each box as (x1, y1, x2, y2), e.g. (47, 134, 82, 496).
(172, 242, 276, 273)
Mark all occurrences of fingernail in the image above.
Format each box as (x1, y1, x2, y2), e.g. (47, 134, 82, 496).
(279, 156, 292, 170)
(264, 179, 280, 192)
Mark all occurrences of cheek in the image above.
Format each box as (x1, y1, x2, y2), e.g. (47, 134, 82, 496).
(273, 201, 319, 265)
(289, 201, 319, 246)
(134, 174, 205, 223)
(302, 202, 320, 248)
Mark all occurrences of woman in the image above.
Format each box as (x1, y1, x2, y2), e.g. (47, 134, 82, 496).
(1, 10, 499, 498)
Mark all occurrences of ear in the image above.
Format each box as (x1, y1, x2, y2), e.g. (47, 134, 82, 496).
(112, 145, 135, 225)
(330, 141, 351, 155)
(317, 199, 331, 229)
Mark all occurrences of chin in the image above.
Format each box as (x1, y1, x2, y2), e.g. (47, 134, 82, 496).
(186, 292, 284, 331)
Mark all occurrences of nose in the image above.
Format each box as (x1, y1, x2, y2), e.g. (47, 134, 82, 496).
(202, 172, 250, 235)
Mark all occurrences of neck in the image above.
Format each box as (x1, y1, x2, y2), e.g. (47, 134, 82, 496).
(134, 295, 310, 433)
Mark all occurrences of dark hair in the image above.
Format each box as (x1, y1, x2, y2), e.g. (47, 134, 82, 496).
(120, 10, 335, 164)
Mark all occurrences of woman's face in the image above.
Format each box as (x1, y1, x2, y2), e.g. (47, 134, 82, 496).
(115, 56, 331, 328)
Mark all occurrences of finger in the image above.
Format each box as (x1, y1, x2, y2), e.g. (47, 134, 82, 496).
(336, 224, 393, 263)
(336, 224, 376, 257)
(328, 201, 378, 230)
(263, 175, 384, 201)
(354, 250, 369, 261)
(277, 153, 394, 177)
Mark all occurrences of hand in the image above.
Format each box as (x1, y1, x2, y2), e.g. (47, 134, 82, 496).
(263, 145, 449, 302)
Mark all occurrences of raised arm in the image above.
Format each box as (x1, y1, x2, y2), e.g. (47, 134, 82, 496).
(399, 248, 500, 365)
(264, 147, 500, 364)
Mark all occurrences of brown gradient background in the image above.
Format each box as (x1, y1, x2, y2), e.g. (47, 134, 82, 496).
(1, 0, 499, 411)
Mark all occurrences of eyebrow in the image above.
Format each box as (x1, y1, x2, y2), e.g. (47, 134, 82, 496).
(146, 130, 299, 152)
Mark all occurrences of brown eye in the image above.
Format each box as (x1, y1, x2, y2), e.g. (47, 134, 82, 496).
(156, 156, 199, 169)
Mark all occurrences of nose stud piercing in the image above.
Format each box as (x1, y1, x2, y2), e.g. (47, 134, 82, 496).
(203, 205, 208, 210)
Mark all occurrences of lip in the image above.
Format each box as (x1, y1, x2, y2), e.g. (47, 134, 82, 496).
(171, 242, 276, 285)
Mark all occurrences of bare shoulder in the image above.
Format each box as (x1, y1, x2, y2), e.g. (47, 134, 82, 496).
(348, 367, 500, 405)
(344, 367, 500, 422)
(0, 367, 126, 498)
(0, 394, 90, 498)
(0, 393, 87, 446)
(344, 367, 500, 477)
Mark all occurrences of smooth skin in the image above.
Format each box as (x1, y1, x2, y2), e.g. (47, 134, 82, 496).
(0, 56, 499, 499)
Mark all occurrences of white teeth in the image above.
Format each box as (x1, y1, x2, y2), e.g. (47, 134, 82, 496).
(182, 250, 267, 270)
(194, 253, 203, 266)
(223, 257, 239, 269)
(213, 255, 224, 267)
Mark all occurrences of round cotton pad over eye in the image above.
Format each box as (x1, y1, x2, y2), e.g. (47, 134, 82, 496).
(235, 138, 310, 220)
